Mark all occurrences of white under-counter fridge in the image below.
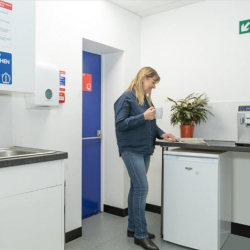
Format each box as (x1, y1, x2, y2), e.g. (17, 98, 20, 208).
(163, 149, 232, 250)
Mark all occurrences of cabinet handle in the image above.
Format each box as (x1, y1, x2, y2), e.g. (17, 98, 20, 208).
(185, 167, 192, 171)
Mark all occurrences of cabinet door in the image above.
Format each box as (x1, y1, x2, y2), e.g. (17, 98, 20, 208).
(163, 157, 219, 250)
(0, 186, 62, 250)
(0, 161, 62, 199)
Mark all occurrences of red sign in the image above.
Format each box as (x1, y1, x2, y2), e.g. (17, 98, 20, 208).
(82, 73, 92, 92)
(59, 92, 65, 103)
(0, 0, 12, 10)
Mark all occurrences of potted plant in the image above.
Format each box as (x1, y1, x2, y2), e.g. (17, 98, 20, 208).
(166, 93, 213, 138)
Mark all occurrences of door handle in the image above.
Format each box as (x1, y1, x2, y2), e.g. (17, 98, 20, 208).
(82, 130, 102, 140)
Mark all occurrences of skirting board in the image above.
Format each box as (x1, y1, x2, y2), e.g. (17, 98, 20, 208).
(65, 227, 82, 243)
(103, 203, 160, 217)
(104, 204, 128, 217)
(103, 204, 250, 239)
(65, 207, 250, 243)
(232, 222, 250, 238)
(145, 203, 161, 214)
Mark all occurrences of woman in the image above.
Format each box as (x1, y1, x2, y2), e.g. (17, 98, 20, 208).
(114, 67, 177, 250)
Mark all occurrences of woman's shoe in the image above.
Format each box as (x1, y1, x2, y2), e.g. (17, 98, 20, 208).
(134, 237, 159, 250)
(127, 230, 155, 239)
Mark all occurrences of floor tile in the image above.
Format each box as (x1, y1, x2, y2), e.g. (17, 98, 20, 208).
(66, 212, 250, 250)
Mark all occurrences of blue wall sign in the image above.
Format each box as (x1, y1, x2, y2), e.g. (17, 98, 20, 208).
(59, 70, 66, 86)
(0, 51, 12, 85)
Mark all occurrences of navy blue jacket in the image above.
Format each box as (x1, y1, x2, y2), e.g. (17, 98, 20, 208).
(114, 90, 165, 156)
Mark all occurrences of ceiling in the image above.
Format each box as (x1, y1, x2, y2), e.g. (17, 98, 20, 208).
(108, 0, 205, 17)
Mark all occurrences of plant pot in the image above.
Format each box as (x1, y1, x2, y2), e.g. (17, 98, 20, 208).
(180, 125, 194, 138)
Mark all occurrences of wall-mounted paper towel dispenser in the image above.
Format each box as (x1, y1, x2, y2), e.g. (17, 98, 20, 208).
(25, 62, 59, 109)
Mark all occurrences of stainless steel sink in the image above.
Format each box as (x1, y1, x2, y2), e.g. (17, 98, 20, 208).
(0, 146, 56, 159)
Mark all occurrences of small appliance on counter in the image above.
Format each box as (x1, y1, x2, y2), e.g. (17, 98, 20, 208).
(235, 106, 250, 146)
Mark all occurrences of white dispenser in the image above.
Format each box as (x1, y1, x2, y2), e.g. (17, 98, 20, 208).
(25, 62, 59, 109)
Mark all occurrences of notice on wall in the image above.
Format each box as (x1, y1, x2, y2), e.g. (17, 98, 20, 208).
(239, 19, 250, 35)
(59, 70, 66, 87)
(59, 70, 66, 103)
(0, 50, 12, 85)
(0, 0, 13, 46)
(82, 73, 92, 92)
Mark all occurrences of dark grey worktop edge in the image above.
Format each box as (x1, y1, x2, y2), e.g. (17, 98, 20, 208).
(155, 140, 250, 153)
(0, 152, 68, 168)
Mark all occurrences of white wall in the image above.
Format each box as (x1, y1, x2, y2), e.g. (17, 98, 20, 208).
(141, 1, 250, 225)
(1, 0, 248, 235)
(11, 0, 141, 233)
(0, 0, 35, 147)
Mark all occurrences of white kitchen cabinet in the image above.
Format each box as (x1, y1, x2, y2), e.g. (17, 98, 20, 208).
(0, 160, 65, 250)
(163, 149, 231, 250)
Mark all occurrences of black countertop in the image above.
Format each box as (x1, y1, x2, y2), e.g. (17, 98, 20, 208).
(155, 140, 250, 153)
(0, 148, 68, 168)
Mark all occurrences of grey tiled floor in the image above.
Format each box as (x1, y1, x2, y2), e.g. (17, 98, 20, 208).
(66, 212, 250, 250)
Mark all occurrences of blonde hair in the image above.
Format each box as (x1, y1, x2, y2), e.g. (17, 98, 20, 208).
(125, 67, 160, 106)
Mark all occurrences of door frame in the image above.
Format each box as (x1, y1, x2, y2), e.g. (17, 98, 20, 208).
(82, 38, 123, 213)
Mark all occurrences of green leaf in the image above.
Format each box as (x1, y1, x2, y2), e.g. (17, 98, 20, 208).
(166, 92, 214, 126)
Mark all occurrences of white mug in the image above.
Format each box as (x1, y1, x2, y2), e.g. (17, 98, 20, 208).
(155, 107, 163, 119)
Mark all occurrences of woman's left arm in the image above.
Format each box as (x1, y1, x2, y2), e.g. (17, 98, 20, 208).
(156, 124, 177, 142)
(155, 124, 165, 139)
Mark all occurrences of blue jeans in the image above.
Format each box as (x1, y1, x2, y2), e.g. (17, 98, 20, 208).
(121, 151, 150, 239)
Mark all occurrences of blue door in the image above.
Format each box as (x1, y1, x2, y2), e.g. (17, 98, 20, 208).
(82, 51, 101, 219)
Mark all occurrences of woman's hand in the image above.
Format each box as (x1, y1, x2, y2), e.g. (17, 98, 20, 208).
(161, 133, 178, 142)
(144, 107, 156, 120)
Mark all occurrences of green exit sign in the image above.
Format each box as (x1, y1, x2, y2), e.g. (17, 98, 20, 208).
(239, 19, 250, 34)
